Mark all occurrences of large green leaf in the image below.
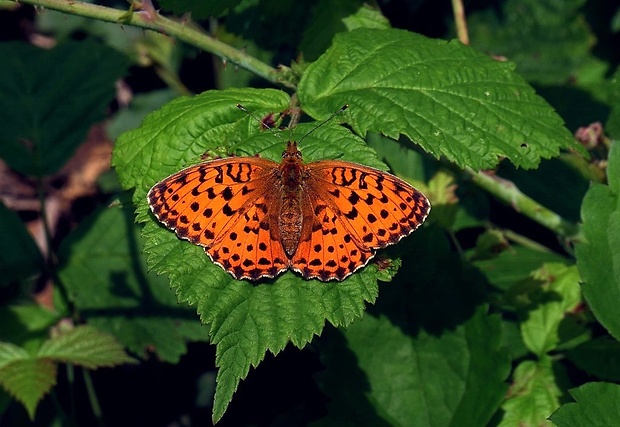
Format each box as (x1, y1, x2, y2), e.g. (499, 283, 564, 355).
(315, 227, 509, 426)
(0, 40, 127, 176)
(113, 88, 417, 422)
(575, 142, 620, 339)
(298, 28, 580, 170)
(317, 307, 508, 427)
(549, 382, 620, 426)
(57, 203, 212, 363)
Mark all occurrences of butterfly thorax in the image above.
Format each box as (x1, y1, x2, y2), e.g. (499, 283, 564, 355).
(277, 141, 306, 257)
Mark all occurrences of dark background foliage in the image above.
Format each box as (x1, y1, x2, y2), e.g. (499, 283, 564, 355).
(0, 0, 619, 425)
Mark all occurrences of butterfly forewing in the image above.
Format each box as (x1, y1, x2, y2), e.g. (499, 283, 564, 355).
(148, 156, 290, 279)
(306, 161, 430, 247)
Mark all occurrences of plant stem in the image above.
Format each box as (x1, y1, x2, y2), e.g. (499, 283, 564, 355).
(82, 368, 104, 426)
(502, 229, 555, 253)
(465, 168, 583, 244)
(451, 0, 469, 45)
(17, 0, 295, 89)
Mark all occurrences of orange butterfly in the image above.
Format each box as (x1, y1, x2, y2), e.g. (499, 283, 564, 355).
(148, 122, 430, 281)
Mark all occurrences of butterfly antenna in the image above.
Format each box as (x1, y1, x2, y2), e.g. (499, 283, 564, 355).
(236, 104, 285, 141)
(298, 104, 349, 144)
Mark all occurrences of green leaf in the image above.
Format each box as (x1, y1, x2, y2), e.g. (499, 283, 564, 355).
(0, 305, 59, 352)
(501, 318, 530, 360)
(0, 40, 127, 176)
(468, 0, 597, 86)
(315, 226, 508, 426)
(471, 229, 509, 261)
(567, 337, 620, 382)
(38, 325, 136, 368)
(298, 28, 580, 170)
(342, 4, 391, 31)
(474, 246, 569, 292)
(114, 88, 413, 422)
(499, 357, 564, 427)
(316, 307, 508, 427)
(0, 354, 56, 420)
(575, 142, 620, 340)
(113, 87, 291, 216)
(0, 201, 44, 286)
(0, 342, 30, 369)
(519, 263, 582, 356)
(549, 382, 620, 426)
(365, 133, 428, 182)
(58, 203, 211, 363)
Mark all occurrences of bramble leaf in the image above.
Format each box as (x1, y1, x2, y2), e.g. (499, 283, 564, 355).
(114, 88, 412, 422)
(298, 28, 581, 170)
(499, 357, 564, 427)
(58, 204, 212, 363)
(38, 325, 136, 369)
(0, 40, 127, 176)
(549, 382, 620, 426)
(575, 142, 620, 339)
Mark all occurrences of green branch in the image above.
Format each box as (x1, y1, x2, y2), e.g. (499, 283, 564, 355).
(466, 167, 583, 244)
(16, 0, 296, 89)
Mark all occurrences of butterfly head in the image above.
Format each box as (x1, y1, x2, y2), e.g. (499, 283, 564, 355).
(282, 141, 303, 161)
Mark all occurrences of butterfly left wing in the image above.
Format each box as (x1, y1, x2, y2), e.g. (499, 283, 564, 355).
(291, 160, 430, 281)
(147, 157, 289, 280)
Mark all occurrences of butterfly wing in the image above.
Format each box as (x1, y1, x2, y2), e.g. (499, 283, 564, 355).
(148, 157, 290, 280)
(291, 160, 430, 281)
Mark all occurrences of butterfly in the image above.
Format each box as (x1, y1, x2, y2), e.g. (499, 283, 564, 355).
(147, 117, 430, 281)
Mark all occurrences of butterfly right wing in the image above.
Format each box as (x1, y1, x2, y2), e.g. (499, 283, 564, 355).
(147, 157, 290, 280)
(290, 160, 430, 281)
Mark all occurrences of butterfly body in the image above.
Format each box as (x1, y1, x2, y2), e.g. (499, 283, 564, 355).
(277, 142, 306, 257)
(148, 141, 430, 281)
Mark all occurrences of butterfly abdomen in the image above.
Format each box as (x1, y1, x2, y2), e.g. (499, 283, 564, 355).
(279, 194, 303, 257)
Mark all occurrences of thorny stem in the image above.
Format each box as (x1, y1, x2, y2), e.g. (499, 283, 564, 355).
(465, 167, 583, 245)
(16, 0, 296, 89)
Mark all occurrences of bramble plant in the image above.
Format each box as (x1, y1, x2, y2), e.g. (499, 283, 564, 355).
(1, 0, 619, 425)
